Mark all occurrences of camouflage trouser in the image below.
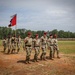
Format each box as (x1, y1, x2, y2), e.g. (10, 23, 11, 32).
(7, 44, 11, 53)
(12, 43, 16, 50)
(34, 47, 40, 61)
(49, 46, 54, 59)
(40, 45, 46, 60)
(3, 44, 7, 52)
(53, 45, 59, 57)
(25, 46, 32, 62)
(17, 43, 21, 52)
(11, 43, 16, 53)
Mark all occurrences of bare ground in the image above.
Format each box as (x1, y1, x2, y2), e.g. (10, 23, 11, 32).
(0, 47, 75, 75)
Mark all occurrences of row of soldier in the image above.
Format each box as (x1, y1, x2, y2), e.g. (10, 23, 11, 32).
(3, 32, 60, 64)
(3, 35, 21, 54)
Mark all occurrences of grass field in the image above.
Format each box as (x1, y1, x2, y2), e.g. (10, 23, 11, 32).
(0, 40, 75, 75)
(0, 40, 75, 54)
(58, 41, 75, 54)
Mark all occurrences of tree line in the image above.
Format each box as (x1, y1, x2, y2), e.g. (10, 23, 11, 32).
(0, 26, 75, 39)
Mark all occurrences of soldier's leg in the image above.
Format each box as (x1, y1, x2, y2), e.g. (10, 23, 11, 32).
(11, 43, 14, 53)
(13, 43, 16, 53)
(53, 49, 55, 58)
(28, 47, 32, 63)
(56, 47, 60, 58)
(7, 45, 10, 54)
(37, 47, 40, 61)
(34, 47, 39, 62)
(49, 46, 53, 59)
(33, 48, 36, 62)
(43, 48, 46, 60)
(7, 48, 10, 54)
(4, 45, 6, 52)
(7, 49, 10, 54)
(17, 44, 20, 53)
(25, 47, 29, 63)
(40, 48, 44, 60)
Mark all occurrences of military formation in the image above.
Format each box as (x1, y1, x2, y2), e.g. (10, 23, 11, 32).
(3, 34, 22, 54)
(3, 32, 60, 64)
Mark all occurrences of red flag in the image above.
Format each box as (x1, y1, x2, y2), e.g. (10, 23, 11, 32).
(8, 14, 17, 27)
(10, 14, 17, 26)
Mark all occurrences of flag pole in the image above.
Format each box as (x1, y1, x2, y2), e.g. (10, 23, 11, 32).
(15, 23, 17, 37)
(15, 14, 17, 51)
(15, 14, 17, 37)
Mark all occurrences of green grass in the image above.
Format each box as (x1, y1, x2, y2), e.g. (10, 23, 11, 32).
(58, 41, 75, 54)
(0, 40, 75, 54)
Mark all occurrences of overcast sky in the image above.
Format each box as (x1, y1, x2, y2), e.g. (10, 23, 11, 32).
(0, 0, 75, 32)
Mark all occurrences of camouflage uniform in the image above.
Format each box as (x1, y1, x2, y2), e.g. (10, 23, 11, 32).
(33, 37, 40, 62)
(53, 38, 60, 58)
(3, 38, 7, 52)
(17, 36, 21, 53)
(11, 36, 16, 53)
(48, 36, 54, 59)
(7, 36, 11, 54)
(24, 34, 32, 63)
(40, 35, 47, 60)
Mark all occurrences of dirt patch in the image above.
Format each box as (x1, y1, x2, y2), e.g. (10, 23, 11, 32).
(0, 48, 75, 75)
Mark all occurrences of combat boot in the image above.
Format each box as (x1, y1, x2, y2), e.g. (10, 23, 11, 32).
(28, 56, 31, 64)
(35, 55, 39, 62)
(33, 55, 36, 62)
(57, 56, 60, 59)
(25, 56, 29, 64)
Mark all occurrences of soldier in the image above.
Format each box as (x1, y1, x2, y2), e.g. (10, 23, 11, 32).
(3, 36, 7, 52)
(7, 34, 12, 54)
(48, 34, 54, 60)
(53, 34, 60, 58)
(11, 35, 16, 54)
(40, 32, 48, 60)
(33, 34, 40, 62)
(24, 32, 32, 64)
(17, 35, 21, 53)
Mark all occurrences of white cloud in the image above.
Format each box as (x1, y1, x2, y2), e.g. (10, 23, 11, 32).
(0, 0, 75, 32)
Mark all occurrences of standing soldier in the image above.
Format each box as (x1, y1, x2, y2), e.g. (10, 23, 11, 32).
(40, 32, 48, 60)
(53, 34, 60, 58)
(7, 34, 12, 54)
(48, 34, 54, 60)
(24, 32, 32, 64)
(11, 35, 16, 54)
(3, 36, 7, 52)
(33, 34, 40, 62)
(17, 35, 21, 53)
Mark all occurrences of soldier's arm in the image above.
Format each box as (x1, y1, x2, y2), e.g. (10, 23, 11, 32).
(24, 38, 28, 43)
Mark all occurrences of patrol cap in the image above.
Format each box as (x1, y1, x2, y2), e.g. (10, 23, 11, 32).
(44, 32, 47, 35)
(28, 32, 32, 35)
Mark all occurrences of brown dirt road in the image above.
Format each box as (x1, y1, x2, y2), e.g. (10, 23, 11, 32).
(0, 48, 75, 75)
